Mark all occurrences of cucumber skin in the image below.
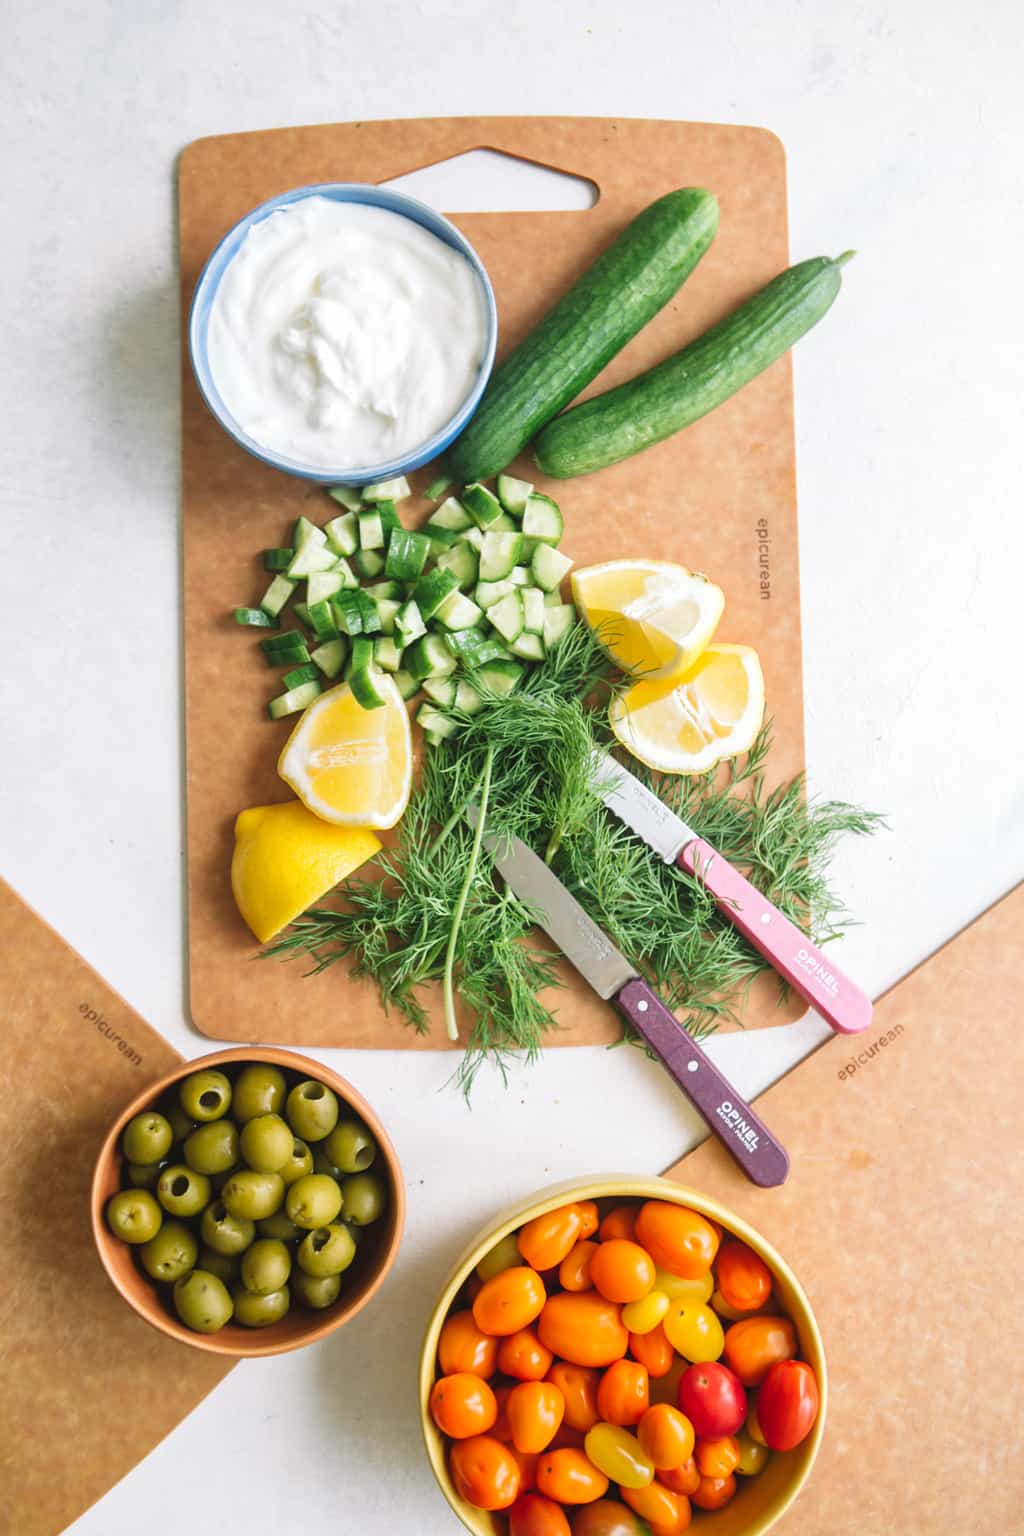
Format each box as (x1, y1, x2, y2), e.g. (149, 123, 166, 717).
(533, 255, 851, 479)
(443, 188, 719, 484)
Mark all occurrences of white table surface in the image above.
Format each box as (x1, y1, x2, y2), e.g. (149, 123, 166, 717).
(3, 1, 1021, 1530)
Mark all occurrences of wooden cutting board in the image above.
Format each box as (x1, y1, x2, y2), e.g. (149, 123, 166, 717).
(0, 879, 234, 1536)
(180, 117, 807, 1048)
(663, 881, 1024, 1532)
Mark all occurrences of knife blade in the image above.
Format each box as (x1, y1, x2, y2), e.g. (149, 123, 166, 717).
(596, 752, 873, 1036)
(468, 808, 788, 1189)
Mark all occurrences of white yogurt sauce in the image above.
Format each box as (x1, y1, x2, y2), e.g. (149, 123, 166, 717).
(207, 196, 489, 470)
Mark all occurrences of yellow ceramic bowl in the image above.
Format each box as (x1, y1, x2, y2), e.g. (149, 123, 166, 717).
(420, 1176, 826, 1536)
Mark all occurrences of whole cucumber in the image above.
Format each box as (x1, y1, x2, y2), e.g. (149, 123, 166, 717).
(533, 253, 854, 479)
(440, 188, 720, 486)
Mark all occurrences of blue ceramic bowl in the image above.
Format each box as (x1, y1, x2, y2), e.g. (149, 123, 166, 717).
(188, 183, 497, 486)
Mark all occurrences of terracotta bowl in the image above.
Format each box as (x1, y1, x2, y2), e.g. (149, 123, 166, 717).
(420, 1176, 826, 1536)
(91, 1046, 404, 1357)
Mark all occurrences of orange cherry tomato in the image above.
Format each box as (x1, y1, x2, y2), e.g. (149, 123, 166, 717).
(474, 1267, 547, 1337)
(439, 1310, 500, 1378)
(508, 1492, 571, 1536)
(634, 1203, 719, 1280)
(577, 1201, 600, 1240)
(638, 1404, 695, 1470)
(722, 1316, 797, 1387)
(492, 1381, 515, 1442)
(509, 1381, 566, 1454)
(590, 1240, 656, 1305)
(430, 1372, 498, 1439)
(715, 1241, 773, 1313)
(622, 1480, 692, 1534)
(691, 1473, 736, 1511)
(536, 1448, 610, 1505)
(547, 1362, 601, 1433)
(694, 1435, 740, 1478)
(596, 1359, 650, 1427)
(658, 1457, 701, 1496)
(755, 1359, 820, 1451)
(518, 1205, 584, 1271)
(511, 1447, 540, 1492)
(449, 1434, 522, 1511)
(559, 1240, 599, 1293)
(538, 1293, 629, 1368)
(629, 1322, 675, 1379)
(598, 1205, 638, 1243)
(499, 1327, 555, 1382)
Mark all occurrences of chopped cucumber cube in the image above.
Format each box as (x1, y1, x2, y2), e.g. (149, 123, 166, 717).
(310, 638, 348, 678)
(356, 591, 383, 635)
(260, 574, 297, 618)
(496, 473, 534, 517)
(478, 531, 523, 582)
(417, 703, 458, 739)
(543, 604, 576, 650)
(454, 681, 485, 716)
(376, 500, 402, 539)
(262, 548, 294, 572)
(488, 590, 525, 643)
(331, 590, 364, 636)
(462, 482, 504, 529)
(306, 569, 346, 606)
(307, 599, 340, 643)
(234, 606, 278, 628)
(352, 548, 386, 579)
(374, 636, 405, 673)
(366, 580, 402, 602)
(393, 668, 420, 701)
(267, 679, 322, 719)
(475, 578, 516, 610)
(424, 525, 461, 558)
(376, 598, 401, 635)
(443, 628, 497, 665)
(293, 516, 328, 551)
(395, 600, 427, 646)
(260, 630, 309, 664)
(422, 677, 457, 708)
(531, 544, 574, 592)
(362, 476, 411, 503)
(510, 630, 546, 661)
(347, 636, 376, 673)
(358, 510, 385, 550)
(406, 633, 458, 681)
(287, 542, 338, 579)
(427, 496, 473, 532)
(460, 526, 485, 554)
(472, 659, 525, 698)
(521, 587, 545, 636)
(386, 527, 431, 583)
(282, 662, 320, 690)
(509, 566, 531, 586)
(326, 486, 362, 511)
(489, 513, 518, 533)
(412, 568, 460, 620)
(348, 663, 388, 710)
(437, 543, 479, 591)
(544, 588, 567, 607)
(522, 492, 563, 546)
(292, 601, 313, 629)
(436, 590, 484, 631)
(324, 513, 358, 557)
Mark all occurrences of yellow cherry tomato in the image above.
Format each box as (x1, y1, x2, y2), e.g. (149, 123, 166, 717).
(621, 1290, 670, 1335)
(653, 1267, 713, 1304)
(477, 1232, 524, 1282)
(662, 1300, 725, 1364)
(736, 1429, 770, 1476)
(583, 1423, 655, 1490)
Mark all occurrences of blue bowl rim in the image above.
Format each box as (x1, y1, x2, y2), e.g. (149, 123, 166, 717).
(187, 181, 498, 485)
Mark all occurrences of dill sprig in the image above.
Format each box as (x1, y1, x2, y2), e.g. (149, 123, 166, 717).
(265, 622, 881, 1090)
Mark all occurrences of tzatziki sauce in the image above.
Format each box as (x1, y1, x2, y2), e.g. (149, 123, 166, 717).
(207, 195, 489, 470)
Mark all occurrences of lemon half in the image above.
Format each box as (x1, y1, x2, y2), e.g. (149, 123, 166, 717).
(277, 676, 413, 829)
(610, 643, 765, 775)
(231, 802, 381, 943)
(572, 559, 725, 680)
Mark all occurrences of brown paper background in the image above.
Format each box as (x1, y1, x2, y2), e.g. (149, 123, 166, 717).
(180, 117, 806, 1047)
(0, 879, 234, 1536)
(664, 881, 1024, 1532)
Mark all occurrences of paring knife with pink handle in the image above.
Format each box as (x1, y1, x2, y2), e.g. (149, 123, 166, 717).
(466, 806, 789, 1188)
(596, 753, 873, 1036)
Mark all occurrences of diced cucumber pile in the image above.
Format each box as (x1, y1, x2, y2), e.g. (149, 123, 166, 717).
(233, 472, 575, 725)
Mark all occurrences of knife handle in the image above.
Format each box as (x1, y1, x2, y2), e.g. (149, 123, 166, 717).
(613, 977, 789, 1188)
(678, 839, 873, 1036)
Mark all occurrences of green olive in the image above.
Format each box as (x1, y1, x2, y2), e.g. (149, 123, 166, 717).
(232, 1063, 287, 1123)
(297, 1223, 356, 1278)
(200, 1199, 256, 1256)
(292, 1269, 342, 1310)
(139, 1220, 198, 1283)
(162, 1100, 197, 1144)
(286, 1173, 343, 1230)
(173, 1269, 234, 1333)
(126, 1159, 164, 1190)
(179, 1069, 232, 1123)
(239, 1113, 294, 1173)
(220, 1169, 284, 1221)
(324, 1118, 377, 1174)
(285, 1079, 339, 1143)
(106, 1189, 163, 1244)
(240, 1238, 292, 1296)
(339, 1171, 386, 1226)
(156, 1164, 212, 1218)
(184, 1119, 240, 1175)
(122, 1111, 173, 1165)
(279, 1138, 314, 1186)
(232, 1284, 290, 1328)
(197, 1245, 240, 1286)
(257, 1209, 302, 1242)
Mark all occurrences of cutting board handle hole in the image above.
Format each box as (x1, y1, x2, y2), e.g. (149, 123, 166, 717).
(381, 148, 599, 213)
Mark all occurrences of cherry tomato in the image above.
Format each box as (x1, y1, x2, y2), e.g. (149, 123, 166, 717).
(694, 1435, 740, 1478)
(650, 1353, 687, 1409)
(439, 1310, 499, 1378)
(634, 1202, 718, 1279)
(723, 1316, 797, 1387)
(622, 1290, 669, 1335)
(571, 1500, 647, 1536)
(584, 1422, 655, 1489)
(449, 1433, 521, 1511)
(755, 1359, 820, 1451)
(714, 1240, 773, 1312)
(519, 1205, 584, 1271)
(746, 1397, 767, 1446)
(710, 1289, 752, 1323)
(577, 1201, 600, 1240)
(596, 1359, 649, 1427)
(539, 1292, 629, 1368)
(511, 1447, 540, 1492)
(492, 1381, 515, 1442)
(509, 1492, 571, 1536)
(658, 1457, 701, 1496)
(653, 1267, 713, 1304)
(536, 1448, 610, 1505)
(547, 1362, 601, 1433)
(430, 1372, 498, 1438)
(509, 1381, 566, 1454)
(735, 1428, 769, 1476)
(499, 1327, 555, 1382)
(474, 1267, 547, 1337)
(691, 1473, 736, 1511)
(598, 1205, 638, 1243)
(637, 1403, 695, 1470)
(559, 1240, 599, 1293)
(478, 1232, 526, 1282)
(662, 1300, 724, 1363)
(621, 1479, 692, 1534)
(629, 1322, 675, 1379)
(677, 1362, 747, 1437)
(590, 1239, 656, 1304)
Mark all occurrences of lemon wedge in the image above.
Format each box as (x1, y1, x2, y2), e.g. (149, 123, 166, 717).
(572, 559, 725, 679)
(277, 675, 412, 829)
(231, 802, 381, 943)
(610, 643, 765, 775)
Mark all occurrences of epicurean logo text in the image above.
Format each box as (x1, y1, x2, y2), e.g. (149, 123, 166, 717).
(80, 1001, 142, 1067)
(756, 518, 771, 602)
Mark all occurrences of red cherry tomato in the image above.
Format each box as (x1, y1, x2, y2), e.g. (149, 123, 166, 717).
(430, 1373, 498, 1438)
(691, 1473, 736, 1511)
(723, 1316, 797, 1387)
(518, 1205, 584, 1271)
(677, 1362, 747, 1438)
(449, 1434, 521, 1511)
(508, 1492, 572, 1536)
(755, 1359, 820, 1451)
(438, 1310, 500, 1378)
(596, 1359, 650, 1427)
(629, 1322, 675, 1379)
(499, 1327, 555, 1382)
(634, 1202, 718, 1279)
(714, 1241, 773, 1312)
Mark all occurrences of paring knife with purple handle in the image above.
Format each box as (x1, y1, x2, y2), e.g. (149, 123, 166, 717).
(467, 807, 789, 1188)
(596, 753, 873, 1036)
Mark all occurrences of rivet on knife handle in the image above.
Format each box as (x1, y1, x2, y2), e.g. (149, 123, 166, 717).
(614, 977, 790, 1188)
(679, 839, 873, 1036)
